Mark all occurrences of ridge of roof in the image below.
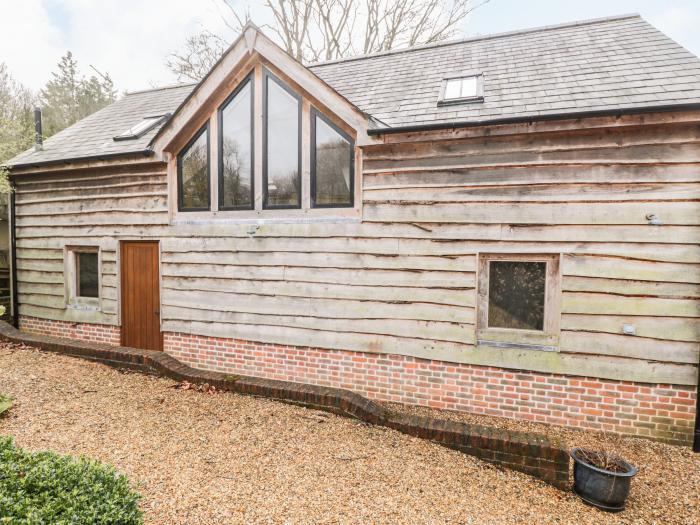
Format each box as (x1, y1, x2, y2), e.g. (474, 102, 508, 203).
(125, 82, 197, 96)
(309, 13, 642, 68)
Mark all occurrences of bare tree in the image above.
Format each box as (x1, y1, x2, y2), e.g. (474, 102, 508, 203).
(166, 31, 229, 83)
(167, 0, 489, 81)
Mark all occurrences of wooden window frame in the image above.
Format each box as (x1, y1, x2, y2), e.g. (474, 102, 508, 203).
(177, 123, 211, 212)
(310, 107, 355, 209)
(262, 68, 302, 210)
(217, 71, 255, 211)
(477, 253, 561, 350)
(64, 246, 101, 311)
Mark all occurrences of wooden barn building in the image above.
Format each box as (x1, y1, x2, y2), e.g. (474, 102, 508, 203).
(5, 14, 700, 445)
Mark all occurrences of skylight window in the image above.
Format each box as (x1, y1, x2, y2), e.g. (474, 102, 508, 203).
(113, 114, 168, 141)
(439, 74, 483, 105)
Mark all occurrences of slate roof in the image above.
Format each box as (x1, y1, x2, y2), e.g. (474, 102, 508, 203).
(309, 14, 700, 128)
(7, 83, 193, 167)
(8, 14, 700, 168)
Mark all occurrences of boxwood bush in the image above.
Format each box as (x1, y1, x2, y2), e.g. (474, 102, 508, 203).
(0, 436, 143, 524)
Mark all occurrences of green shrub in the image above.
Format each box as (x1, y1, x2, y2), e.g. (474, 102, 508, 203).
(0, 394, 11, 416)
(0, 436, 143, 525)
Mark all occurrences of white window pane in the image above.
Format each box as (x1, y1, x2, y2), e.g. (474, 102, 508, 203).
(444, 79, 462, 99)
(115, 116, 163, 139)
(459, 76, 478, 98)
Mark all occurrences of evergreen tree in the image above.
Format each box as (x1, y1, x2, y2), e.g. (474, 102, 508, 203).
(0, 63, 35, 193)
(39, 52, 116, 137)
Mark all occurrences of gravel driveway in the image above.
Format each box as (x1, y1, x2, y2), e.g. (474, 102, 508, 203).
(1, 342, 698, 524)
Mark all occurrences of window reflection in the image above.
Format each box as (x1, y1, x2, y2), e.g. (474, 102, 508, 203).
(313, 115, 352, 207)
(488, 261, 546, 330)
(265, 75, 300, 208)
(220, 80, 253, 209)
(76, 252, 99, 298)
(178, 127, 209, 210)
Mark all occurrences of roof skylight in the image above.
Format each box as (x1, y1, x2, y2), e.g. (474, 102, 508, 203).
(113, 114, 169, 141)
(439, 74, 483, 105)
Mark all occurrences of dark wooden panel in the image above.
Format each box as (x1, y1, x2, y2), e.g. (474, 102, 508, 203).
(120, 241, 161, 351)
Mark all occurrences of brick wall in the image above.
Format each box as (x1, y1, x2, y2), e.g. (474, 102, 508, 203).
(164, 331, 697, 445)
(20, 316, 121, 346)
(2, 320, 571, 488)
(17, 315, 696, 445)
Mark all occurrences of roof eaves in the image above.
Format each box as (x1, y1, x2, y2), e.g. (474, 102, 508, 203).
(5, 149, 155, 171)
(366, 102, 700, 135)
(124, 82, 197, 96)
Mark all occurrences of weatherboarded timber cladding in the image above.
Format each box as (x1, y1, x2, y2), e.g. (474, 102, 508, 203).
(12, 118, 700, 385)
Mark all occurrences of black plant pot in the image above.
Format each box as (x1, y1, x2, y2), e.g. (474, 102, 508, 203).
(571, 448, 638, 512)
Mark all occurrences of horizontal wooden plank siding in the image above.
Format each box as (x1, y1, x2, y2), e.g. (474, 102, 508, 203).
(361, 119, 700, 384)
(14, 164, 168, 327)
(12, 115, 700, 385)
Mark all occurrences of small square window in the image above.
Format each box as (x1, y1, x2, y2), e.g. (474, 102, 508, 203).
(439, 75, 483, 105)
(477, 254, 560, 349)
(76, 252, 99, 298)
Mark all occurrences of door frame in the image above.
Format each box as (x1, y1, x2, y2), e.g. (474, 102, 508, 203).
(118, 239, 163, 350)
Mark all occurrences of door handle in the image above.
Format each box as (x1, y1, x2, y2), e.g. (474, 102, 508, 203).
(155, 310, 160, 315)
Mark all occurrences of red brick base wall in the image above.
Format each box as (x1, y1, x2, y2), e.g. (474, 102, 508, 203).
(17, 316, 696, 445)
(163, 331, 697, 445)
(19, 316, 121, 346)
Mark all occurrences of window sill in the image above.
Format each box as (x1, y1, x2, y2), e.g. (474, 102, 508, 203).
(437, 96, 484, 107)
(66, 301, 101, 312)
(171, 212, 361, 226)
(476, 328, 559, 349)
(477, 339, 558, 353)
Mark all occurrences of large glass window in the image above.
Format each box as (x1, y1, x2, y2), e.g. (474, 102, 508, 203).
(311, 111, 354, 207)
(219, 77, 253, 210)
(177, 125, 210, 211)
(263, 72, 300, 208)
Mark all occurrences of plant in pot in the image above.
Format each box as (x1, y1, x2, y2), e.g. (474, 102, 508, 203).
(571, 447, 638, 512)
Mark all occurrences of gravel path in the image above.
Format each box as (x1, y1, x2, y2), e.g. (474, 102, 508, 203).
(1, 343, 698, 525)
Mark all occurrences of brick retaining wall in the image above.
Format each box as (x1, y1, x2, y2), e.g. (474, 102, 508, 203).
(1, 320, 570, 489)
(166, 332, 696, 446)
(17, 315, 697, 445)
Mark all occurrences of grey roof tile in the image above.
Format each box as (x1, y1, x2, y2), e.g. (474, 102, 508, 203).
(308, 14, 700, 128)
(7, 83, 193, 167)
(7, 14, 700, 167)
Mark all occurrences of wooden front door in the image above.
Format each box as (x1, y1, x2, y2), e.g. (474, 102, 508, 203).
(120, 241, 162, 350)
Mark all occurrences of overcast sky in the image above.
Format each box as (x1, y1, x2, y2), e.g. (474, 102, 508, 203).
(2, 0, 699, 94)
